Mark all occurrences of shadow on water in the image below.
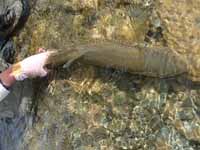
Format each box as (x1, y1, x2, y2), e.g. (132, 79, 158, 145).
(0, 116, 27, 150)
(0, 80, 33, 150)
(59, 63, 200, 91)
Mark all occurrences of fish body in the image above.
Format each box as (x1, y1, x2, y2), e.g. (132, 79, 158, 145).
(46, 42, 189, 79)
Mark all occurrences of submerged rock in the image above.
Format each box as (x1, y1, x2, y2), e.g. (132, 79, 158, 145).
(156, 0, 200, 55)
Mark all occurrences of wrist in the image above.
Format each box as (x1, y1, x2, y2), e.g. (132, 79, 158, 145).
(0, 67, 16, 88)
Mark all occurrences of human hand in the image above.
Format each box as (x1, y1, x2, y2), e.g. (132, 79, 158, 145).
(11, 50, 52, 81)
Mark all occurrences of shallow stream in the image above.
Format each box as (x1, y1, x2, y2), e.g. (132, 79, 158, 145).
(1, 0, 200, 149)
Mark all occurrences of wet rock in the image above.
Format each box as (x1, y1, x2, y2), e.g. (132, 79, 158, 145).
(155, 127, 194, 150)
(155, 0, 200, 55)
(164, 92, 200, 143)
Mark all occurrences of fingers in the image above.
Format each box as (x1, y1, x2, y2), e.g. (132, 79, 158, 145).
(37, 48, 46, 53)
(39, 68, 48, 77)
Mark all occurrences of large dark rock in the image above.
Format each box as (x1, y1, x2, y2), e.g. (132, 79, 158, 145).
(0, 0, 30, 63)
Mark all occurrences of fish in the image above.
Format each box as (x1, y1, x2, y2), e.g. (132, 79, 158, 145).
(45, 42, 189, 79)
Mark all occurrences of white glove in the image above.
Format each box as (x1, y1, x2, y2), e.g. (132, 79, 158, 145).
(11, 51, 51, 81)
